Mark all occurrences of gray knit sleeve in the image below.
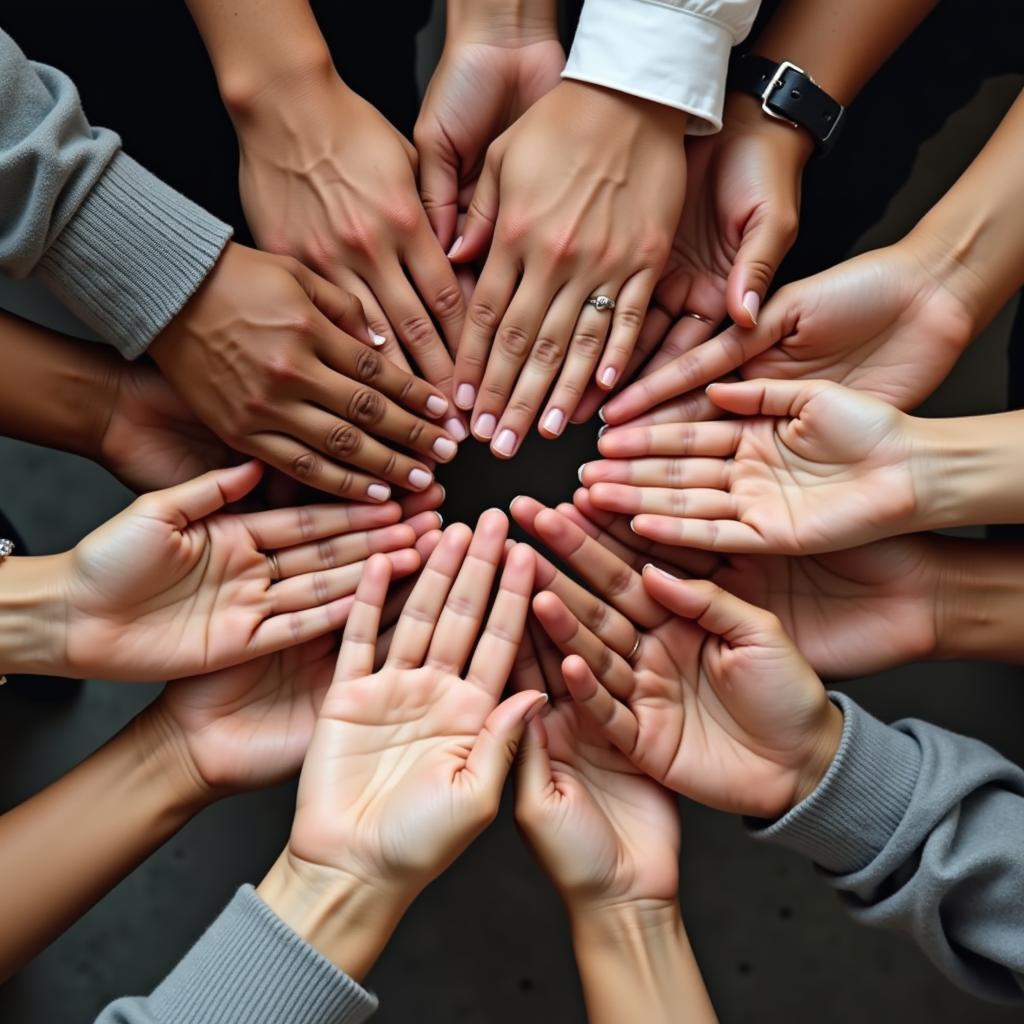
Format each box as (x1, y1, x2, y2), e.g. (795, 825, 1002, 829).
(0, 29, 231, 358)
(95, 885, 379, 1024)
(750, 692, 1024, 1004)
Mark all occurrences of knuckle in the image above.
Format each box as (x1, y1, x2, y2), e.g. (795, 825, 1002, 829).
(336, 470, 357, 496)
(497, 324, 532, 360)
(326, 423, 362, 457)
(542, 231, 578, 264)
(398, 314, 437, 350)
(354, 348, 384, 383)
(613, 306, 643, 332)
(468, 300, 502, 332)
(430, 283, 464, 321)
(285, 312, 318, 340)
(532, 337, 564, 368)
(571, 328, 605, 357)
(291, 452, 321, 481)
(385, 201, 421, 235)
(347, 387, 386, 425)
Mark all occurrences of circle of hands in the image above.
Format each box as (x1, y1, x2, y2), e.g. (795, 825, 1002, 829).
(60, 25, 984, 962)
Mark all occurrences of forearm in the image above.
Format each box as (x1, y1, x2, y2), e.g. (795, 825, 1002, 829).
(0, 706, 208, 979)
(445, 0, 558, 45)
(0, 312, 119, 462)
(569, 901, 717, 1024)
(0, 554, 69, 676)
(902, 90, 1024, 333)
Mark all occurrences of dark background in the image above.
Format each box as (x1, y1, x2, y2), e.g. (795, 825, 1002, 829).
(0, 2, 1022, 1021)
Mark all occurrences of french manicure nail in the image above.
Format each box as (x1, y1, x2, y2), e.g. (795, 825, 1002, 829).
(493, 429, 518, 456)
(645, 563, 678, 581)
(600, 367, 617, 388)
(444, 417, 468, 441)
(577, 463, 589, 484)
(408, 468, 433, 489)
(432, 437, 457, 460)
(597, 424, 609, 438)
(447, 235, 464, 259)
(597, 406, 607, 423)
(455, 383, 476, 409)
(742, 290, 760, 325)
(524, 693, 549, 723)
(475, 413, 496, 439)
(426, 394, 449, 417)
(435, 511, 444, 527)
(367, 483, 391, 502)
(369, 331, 387, 347)
(542, 408, 565, 436)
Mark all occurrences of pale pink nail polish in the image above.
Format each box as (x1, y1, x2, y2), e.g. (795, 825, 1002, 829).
(493, 429, 518, 456)
(444, 417, 468, 441)
(408, 468, 433, 490)
(369, 330, 387, 347)
(367, 483, 391, 502)
(524, 692, 549, 723)
(448, 235, 464, 259)
(432, 437, 457, 460)
(742, 290, 760, 325)
(475, 413, 497, 439)
(542, 408, 565, 436)
(456, 383, 476, 409)
(577, 463, 589, 483)
(600, 367, 617, 388)
(426, 394, 449, 417)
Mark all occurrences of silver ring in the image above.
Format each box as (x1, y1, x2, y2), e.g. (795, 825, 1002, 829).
(586, 294, 616, 313)
(266, 551, 281, 582)
(626, 633, 642, 664)
(681, 310, 713, 325)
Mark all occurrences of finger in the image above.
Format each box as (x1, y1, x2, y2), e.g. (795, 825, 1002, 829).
(140, 461, 263, 528)
(272, 521, 416, 578)
(597, 421, 743, 459)
(554, 500, 648, 572)
(291, 261, 374, 348)
(631, 514, 767, 552)
(427, 509, 509, 673)
(595, 268, 659, 392)
(589, 484, 736, 520)
(514, 715, 554, 813)
(404, 221, 467, 351)
(404, 510, 444, 539)
(561, 654, 639, 755)
(453, 147, 500, 265)
(725, 208, 799, 329)
(471, 272, 561, 444)
(332, 267, 411, 372)
(706, 378, 832, 418)
(466, 543, 535, 695)
(388, 523, 473, 667)
(463, 689, 549, 799)
(639, 308, 716, 381)
(414, 122, 460, 248)
(580, 457, 730, 490)
(269, 548, 420, 614)
(334, 553, 392, 681)
(242, 501, 400, 551)
(608, 386, 722, 430)
(510, 623, 547, 696)
(401, 482, 446, 518)
(415, 528, 443, 562)
(249, 595, 355, 657)
(530, 617, 569, 700)
(249, 433, 391, 501)
(532, 591, 634, 699)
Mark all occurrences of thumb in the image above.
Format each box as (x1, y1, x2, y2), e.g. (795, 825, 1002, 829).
(291, 262, 377, 347)
(513, 716, 554, 817)
(464, 690, 549, 797)
(141, 461, 263, 528)
(725, 208, 798, 328)
(705, 377, 833, 418)
(415, 125, 461, 250)
(452, 147, 501, 264)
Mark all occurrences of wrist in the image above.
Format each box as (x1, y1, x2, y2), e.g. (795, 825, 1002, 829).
(220, 47, 338, 123)
(257, 851, 412, 981)
(722, 91, 815, 165)
(0, 554, 72, 677)
(791, 700, 844, 808)
(445, 0, 558, 46)
(569, 897, 683, 951)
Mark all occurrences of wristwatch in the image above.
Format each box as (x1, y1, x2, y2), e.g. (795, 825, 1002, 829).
(728, 55, 845, 155)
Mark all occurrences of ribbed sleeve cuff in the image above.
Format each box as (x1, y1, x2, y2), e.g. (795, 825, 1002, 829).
(563, 0, 735, 133)
(748, 693, 922, 875)
(35, 151, 231, 359)
(147, 885, 378, 1024)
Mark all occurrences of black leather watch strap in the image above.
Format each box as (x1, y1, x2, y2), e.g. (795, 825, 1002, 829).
(728, 55, 845, 154)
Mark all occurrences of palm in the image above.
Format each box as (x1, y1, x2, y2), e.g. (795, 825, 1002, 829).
(742, 246, 973, 410)
(520, 700, 679, 905)
(724, 387, 914, 552)
(159, 637, 335, 791)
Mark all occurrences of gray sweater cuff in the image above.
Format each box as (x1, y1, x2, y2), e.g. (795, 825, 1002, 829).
(748, 693, 921, 874)
(144, 885, 378, 1024)
(35, 150, 231, 359)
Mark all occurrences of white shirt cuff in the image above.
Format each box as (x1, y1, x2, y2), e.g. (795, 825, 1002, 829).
(563, 0, 760, 134)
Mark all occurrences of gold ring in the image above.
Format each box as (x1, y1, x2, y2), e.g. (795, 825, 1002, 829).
(266, 551, 282, 582)
(681, 310, 714, 325)
(626, 633, 642, 664)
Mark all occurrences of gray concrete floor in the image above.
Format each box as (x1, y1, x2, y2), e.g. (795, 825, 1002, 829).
(1, 25, 1022, 1024)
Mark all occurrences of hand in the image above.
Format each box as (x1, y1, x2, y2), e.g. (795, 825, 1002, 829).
(414, 8, 563, 248)
(563, 488, 941, 679)
(603, 237, 976, 425)
(231, 71, 467, 401)
(260, 517, 547, 978)
(512, 626, 681, 911)
(149, 243, 459, 500)
(589, 378, 922, 554)
(511, 500, 840, 818)
(452, 80, 687, 454)
(56, 463, 427, 681)
(99, 360, 230, 492)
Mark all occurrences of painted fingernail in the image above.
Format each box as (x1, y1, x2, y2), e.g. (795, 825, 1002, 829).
(426, 394, 449, 417)
(598, 406, 607, 423)
(509, 495, 526, 509)
(645, 563, 678, 581)
(432, 437, 458, 460)
(408, 468, 433, 490)
(444, 417, 468, 441)
(369, 330, 387, 346)
(600, 367, 617, 388)
(493, 429, 518, 456)
(435, 511, 444, 527)
(597, 424, 609, 438)
(447, 235, 464, 259)
(629, 517, 639, 533)
(456, 383, 476, 409)
(367, 483, 391, 502)
(524, 692, 549, 723)
(541, 408, 565, 436)
(577, 463, 589, 484)
(742, 290, 760, 325)
(475, 413, 496, 439)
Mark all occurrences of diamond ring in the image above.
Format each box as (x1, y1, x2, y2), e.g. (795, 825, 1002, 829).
(586, 294, 616, 312)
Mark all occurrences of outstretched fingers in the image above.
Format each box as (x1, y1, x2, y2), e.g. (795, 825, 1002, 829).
(334, 553, 393, 681)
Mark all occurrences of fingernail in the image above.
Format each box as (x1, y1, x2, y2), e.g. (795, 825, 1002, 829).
(456, 383, 476, 409)
(598, 406, 607, 423)
(408, 468, 433, 489)
(541, 408, 565, 436)
(509, 495, 526, 509)
(432, 437, 458, 460)
(444, 417, 468, 441)
(644, 563, 677, 581)
(426, 394, 449, 417)
(600, 367, 617, 388)
(369, 330, 387, 347)
(493, 429, 518, 456)
(435, 511, 444, 527)
(447, 235, 463, 259)
(742, 290, 760, 325)
(475, 412, 496, 439)
(524, 692, 549, 723)
(598, 424, 609, 438)
(577, 463, 589, 484)
(367, 483, 391, 502)
(629, 517, 639, 533)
